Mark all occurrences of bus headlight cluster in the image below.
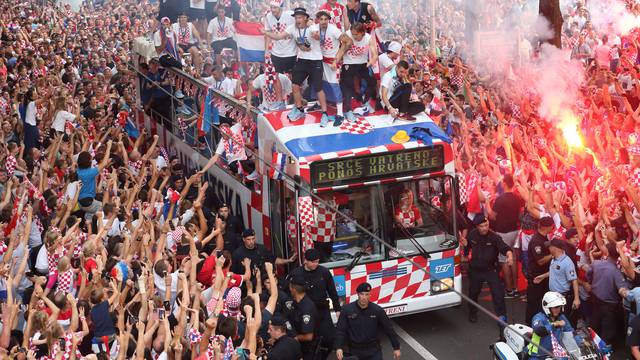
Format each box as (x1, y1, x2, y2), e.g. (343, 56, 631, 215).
(431, 278, 454, 293)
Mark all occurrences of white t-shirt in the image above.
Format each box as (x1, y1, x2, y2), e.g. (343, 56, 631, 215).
(203, 76, 225, 90)
(25, 101, 37, 126)
(172, 22, 197, 46)
(153, 29, 178, 57)
(207, 17, 235, 42)
(190, 0, 205, 9)
(378, 52, 396, 78)
(252, 73, 292, 108)
(319, 24, 342, 58)
(343, 30, 371, 65)
(51, 110, 76, 133)
(156, 155, 168, 170)
(220, 77, 238, 96)
(285, 24, 323, 61)
(215, 122, 247, 163)
(264, 11, 297, 58)
(380, 71, 402, 105)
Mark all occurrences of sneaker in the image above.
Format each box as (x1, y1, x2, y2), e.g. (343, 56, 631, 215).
(287, 107, 305, 121)
(344, 111, 357, 123)
(354, 102, 374, 116)
(306, 102, 321, 112)
(175, 89, 185, 99)
(468, 312, 478, 323)
(333, 115, 344, 127)
(400, 113, 416, 121)
(176, 105, 191, 116)
(320, 113, 330, 127)
(504, 290, 518, 299)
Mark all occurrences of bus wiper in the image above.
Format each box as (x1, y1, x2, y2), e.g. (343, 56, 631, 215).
(346, 251, 363, 271)
(398, 225, 429, 258)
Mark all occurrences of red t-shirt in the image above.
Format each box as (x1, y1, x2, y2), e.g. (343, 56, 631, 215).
(197, 256, 243, 288)
(395, 205, 422, 227)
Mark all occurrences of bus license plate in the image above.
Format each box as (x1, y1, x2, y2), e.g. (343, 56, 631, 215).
(384, 304, 407, 315)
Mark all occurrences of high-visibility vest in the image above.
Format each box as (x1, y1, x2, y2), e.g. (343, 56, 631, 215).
(527, 332, 542, 357)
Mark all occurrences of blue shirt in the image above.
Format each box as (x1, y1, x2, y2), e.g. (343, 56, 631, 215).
(77, 167, 99, 200)
(587, 259, 628, 303)
(549, 254, 577, 294)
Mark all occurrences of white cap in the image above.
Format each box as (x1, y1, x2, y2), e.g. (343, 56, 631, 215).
(388, 41, 402, 54)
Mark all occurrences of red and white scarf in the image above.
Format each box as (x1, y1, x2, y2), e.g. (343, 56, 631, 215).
(221, 125, 244, 157)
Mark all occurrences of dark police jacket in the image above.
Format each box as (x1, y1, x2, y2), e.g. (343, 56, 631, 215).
(334, 301, 401, 350)
(268, 335, 302, 360)
(464, 228, 511, 271)
(290, 265, 342, 312)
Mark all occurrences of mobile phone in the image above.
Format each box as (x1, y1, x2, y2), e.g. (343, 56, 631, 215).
(158, 309, 165, 319)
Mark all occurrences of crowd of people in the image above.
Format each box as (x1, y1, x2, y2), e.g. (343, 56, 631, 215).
(1, 0, 640, 358)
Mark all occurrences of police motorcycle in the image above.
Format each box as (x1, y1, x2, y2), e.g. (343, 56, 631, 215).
(490, 292, 609, 360)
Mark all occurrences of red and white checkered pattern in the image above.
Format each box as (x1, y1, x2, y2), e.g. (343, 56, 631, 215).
(459, 172, 479, 205)
(57, 269, 74, 294)
(339, 116, 374, 134)
(631, 168, 640, 189)
(5, 155, 16, 177)
(330, 250, 459, 305)
(307, 200, 337, 243)
(594, 175, 607, 192)
(298, 196, 314, 251)
(347, 44, 368, 57)
(395, 206, 421, 227)
(320, 2, 346, 29)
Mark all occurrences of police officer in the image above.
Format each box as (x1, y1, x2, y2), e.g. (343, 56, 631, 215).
(286, 273, 320, 360)
(526, 216, 554, 325)
(532, 239, 580, 325)
(335, 283, 401, 360)
(267, 315, 303, 360)
(290, 248, 341, 360)
(527, 292, 573, 359)
(461, 214, 513, 324)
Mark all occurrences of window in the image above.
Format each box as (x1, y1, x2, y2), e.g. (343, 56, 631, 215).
(383, 177, 458, 257)
(308, 187, 384, 268)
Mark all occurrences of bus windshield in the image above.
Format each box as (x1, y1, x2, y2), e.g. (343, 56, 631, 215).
(383, 176, 458, 257)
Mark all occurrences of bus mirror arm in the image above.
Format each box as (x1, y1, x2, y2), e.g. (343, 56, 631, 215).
(346, 251, 363, 272)
(397, 224, 429, 257)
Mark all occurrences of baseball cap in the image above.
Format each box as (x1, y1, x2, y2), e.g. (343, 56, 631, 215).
(472, 214, 487, 226)
(356, 282, 372, 293)
(289, 273, 306, 286)
(388, 41, 402, 54)
(270, 315, 288, 327)
(304, 248, 321, 261)
(242, 228, 255, 238)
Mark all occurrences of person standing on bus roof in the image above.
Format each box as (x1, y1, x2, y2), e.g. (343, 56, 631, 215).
(290, 248, 341, 360)
(334, 21, 378, 122)
(263, 1, 297, 74)
(313, 10, 345, 127)
(461, 214, 513, 326)
(320, 0, 349, 31)
(262, 7, 331, 125)
(345, 0, 382, 32)
(334, 282, 401, 360)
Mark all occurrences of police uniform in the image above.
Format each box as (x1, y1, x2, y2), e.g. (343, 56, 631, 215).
(465, 215, 512, 322)
(289, 249, 341, 360)
(334, 283, 400, 360)
(526, 220, 553, 325)
(287, 274, 320, 360)
(548, 240, 578, 324)
(268, 315, 303, 360)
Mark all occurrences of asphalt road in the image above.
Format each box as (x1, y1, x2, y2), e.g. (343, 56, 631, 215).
(361, 270, 630, 360)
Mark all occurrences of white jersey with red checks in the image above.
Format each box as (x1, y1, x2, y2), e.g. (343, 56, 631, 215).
(320, 2, 346, 30)
(319, 23, 342, 58)
(343, 30, 371, 65)
(307, 200, 337, 243)
(395, 205, 422, 227)
(263, 10, 297, 57)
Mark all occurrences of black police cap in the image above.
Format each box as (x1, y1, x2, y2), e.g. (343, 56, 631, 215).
(304, 248, 321, 261)
(242, 228, 255, 238)
(356, 282, 372, 293)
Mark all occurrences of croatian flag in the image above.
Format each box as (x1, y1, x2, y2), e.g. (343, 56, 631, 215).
(270, 151, 287, 180)
(234, 22, 265, 62)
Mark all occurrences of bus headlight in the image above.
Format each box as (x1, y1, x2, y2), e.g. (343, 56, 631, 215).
(431, 277, 454, 293)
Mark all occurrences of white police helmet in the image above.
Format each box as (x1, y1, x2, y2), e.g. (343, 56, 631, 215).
(542, 291, 566, 316)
